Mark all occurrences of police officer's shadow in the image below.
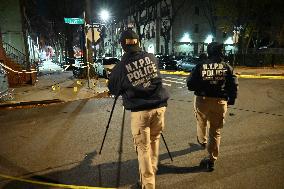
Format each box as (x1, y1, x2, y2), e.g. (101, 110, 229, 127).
(2, 144, 205, 189)
(2, 149, 132, 189)
(157, 143, 208, 175)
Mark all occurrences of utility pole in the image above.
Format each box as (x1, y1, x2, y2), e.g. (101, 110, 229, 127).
(91, 23, 95, 60)
(19, 0, 30, 69)
(111, 24, 114, 57)
(83, 11, 90, 88)
(84, 0, 93, 88)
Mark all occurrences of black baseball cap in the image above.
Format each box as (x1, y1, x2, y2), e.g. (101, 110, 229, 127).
(207, 42, 223, 57)
(119, 29, 141, 52)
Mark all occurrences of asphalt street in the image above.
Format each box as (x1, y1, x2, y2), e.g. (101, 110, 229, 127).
(0, 76, 283, 189)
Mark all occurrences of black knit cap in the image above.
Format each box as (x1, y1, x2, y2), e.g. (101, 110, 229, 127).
(207, 42, 223, 58)
(119, 29, 141, 52)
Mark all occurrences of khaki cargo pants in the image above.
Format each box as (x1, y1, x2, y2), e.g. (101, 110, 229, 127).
(194, 96, 227, 162)
(131, 106, 166, 189)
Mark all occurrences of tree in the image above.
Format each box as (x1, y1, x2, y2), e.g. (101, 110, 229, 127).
(25, 0, 85, 66)
(160, 0, 186, 55)
(201, 0, 217, 41)
(215, 0, 284, 52)
(130, 0, 157, 48)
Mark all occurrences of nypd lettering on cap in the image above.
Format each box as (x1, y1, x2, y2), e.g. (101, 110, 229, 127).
(125, 39, 138, 45)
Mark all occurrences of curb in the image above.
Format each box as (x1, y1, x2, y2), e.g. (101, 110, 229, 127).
(161, 70, 284, 78)
(235, 73, 284, 79)
(1, 72, 283, 109)
(259, 74, 284, 76)
(0, 91, 111, 109)
(0, 99, 64, 109)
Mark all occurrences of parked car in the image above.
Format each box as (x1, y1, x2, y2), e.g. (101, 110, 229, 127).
(93, 57, 120, 78)
(160, 56, 179, 71)
(0, 63, 9, 101)
(177, 61, 196, 72)
(155, 55, 165, 70)
(177, 57, 198, 72)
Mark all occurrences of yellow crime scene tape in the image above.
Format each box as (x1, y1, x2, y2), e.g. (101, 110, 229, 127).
(160, 70, 190, 76)
(236, 74, 284, 79)
(0, 173, 116, 189)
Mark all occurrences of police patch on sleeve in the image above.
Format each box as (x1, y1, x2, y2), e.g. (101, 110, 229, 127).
(125, 57, 158, 88)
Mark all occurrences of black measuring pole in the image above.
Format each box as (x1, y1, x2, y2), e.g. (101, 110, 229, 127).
(99, 95, 119, 154)
(161, 133, 173, 162)
(116, 107, 125, 187)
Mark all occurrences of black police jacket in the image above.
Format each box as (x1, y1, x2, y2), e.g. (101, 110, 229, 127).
(187, 57, 238, 100)
(108, 50, 169, 111)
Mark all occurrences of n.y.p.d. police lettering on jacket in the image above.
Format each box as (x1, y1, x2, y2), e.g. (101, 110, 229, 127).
(125, 56, 158, 88)
(201, 63, 227, 82)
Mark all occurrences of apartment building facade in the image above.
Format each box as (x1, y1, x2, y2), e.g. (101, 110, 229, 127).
(0, 0, 38, 86)
(0, 0, 39, 65)
(104, 0, 235, 57)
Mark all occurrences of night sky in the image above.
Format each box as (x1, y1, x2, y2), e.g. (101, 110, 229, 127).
(35, 0, 126, 21)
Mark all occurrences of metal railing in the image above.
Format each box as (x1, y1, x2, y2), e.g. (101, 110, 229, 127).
(247, 48, 284, 54)
(2, 41, 27, 67)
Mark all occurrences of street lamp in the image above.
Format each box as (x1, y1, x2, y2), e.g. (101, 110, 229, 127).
(204, 34, 213, 44)
(180, 33, 192, 43)
(98, 9, 116, 57)
(99, 9, 110, 23)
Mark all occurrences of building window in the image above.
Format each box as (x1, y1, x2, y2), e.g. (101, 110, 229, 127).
(195, 7, 199, 15)
(194, 24, 199, 33)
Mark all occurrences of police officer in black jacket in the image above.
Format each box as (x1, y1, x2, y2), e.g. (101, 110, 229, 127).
(187, 42, 238, 171)
(108, 29, 169, 189)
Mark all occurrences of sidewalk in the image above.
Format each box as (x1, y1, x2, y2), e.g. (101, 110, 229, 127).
(0, 71, 109, 108)
(234, 66, 284, 76)
(0, 66, 283, 108)
(161, 66, 284, 77)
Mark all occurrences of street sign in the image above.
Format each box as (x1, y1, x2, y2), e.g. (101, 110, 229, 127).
(64, 18, 84, 25)
(92, 24, 100, 28)
(86, 23, 105, 28)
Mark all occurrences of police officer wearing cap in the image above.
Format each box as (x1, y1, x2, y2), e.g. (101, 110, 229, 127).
(108, 29, 169, 189)
(187, 42, 238, 171)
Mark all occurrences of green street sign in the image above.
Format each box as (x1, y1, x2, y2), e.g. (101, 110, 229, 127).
(64, 18, 84, 25)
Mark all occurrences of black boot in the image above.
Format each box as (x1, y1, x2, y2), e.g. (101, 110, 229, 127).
(200, 157, 215, 172)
